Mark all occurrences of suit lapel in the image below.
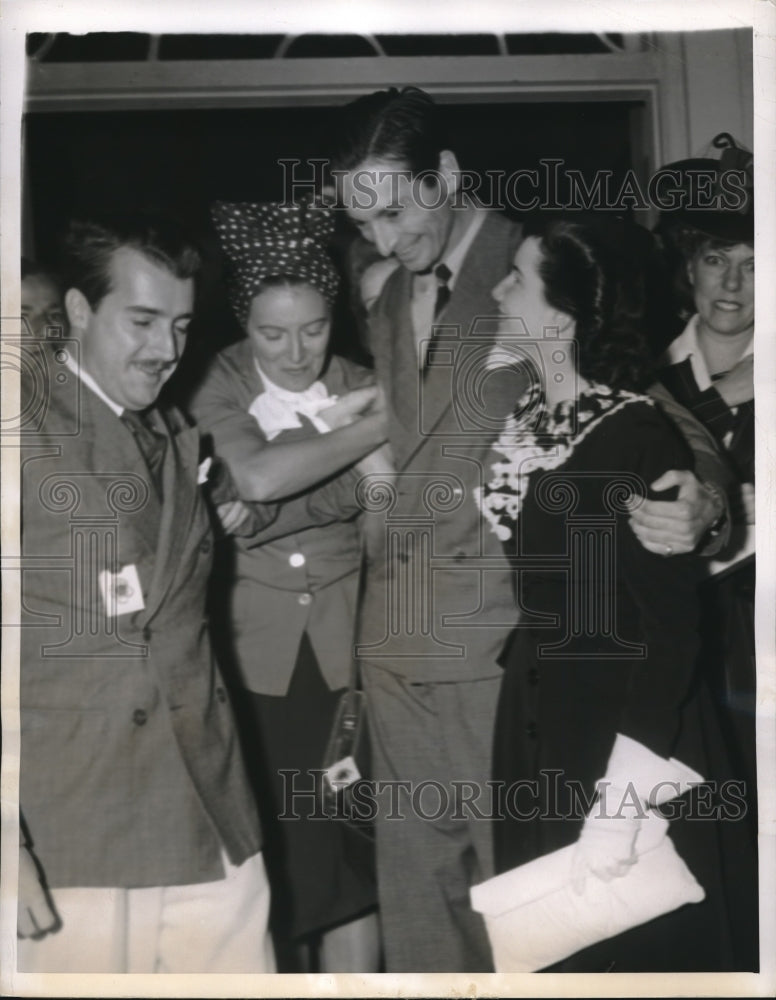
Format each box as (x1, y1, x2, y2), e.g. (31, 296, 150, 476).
(387, 268, 419, 429)
(140, 414, 200, 624)
(397, 213, 516, 467)
(372, 268, 421, 469)
(80, 384, 162, 560)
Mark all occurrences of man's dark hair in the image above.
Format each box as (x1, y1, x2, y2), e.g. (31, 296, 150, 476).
(328, 86, 448, 177)
(60, 214, 202, 309)
(22, 256, 62, 286)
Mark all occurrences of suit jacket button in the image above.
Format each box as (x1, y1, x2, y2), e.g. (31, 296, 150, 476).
(132, 708, 148, 726)
(527, 668, 539, 685)
(216, 687, 227, 703)
(142, 626, 152, 642)
(289, 552, 306, 568)
(526, 721, 538, 739)
(200, 537, 212, 554)
(297, 592, 312, 606)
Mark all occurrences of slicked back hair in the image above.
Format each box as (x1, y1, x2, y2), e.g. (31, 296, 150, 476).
(60, 213, 202, 310)
(328, 86, 448, 178)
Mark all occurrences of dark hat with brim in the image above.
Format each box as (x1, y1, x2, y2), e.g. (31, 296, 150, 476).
(656, 133, 753, 244)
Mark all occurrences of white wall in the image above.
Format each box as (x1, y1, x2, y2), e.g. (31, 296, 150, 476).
(655, 28, 753, 164)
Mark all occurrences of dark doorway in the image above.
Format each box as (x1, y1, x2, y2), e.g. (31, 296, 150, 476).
(26, 100, 641, 253)
(24, 99, 643, 369)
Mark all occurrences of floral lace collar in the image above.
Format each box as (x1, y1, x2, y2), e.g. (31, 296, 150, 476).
(476, 381, 650, 541)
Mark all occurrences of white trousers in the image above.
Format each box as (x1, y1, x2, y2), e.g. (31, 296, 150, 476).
(17, 851, 275, 974)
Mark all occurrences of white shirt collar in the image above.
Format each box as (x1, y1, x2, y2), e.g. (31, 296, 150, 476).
(63, 352, 124, 416)
(250, 359, 333, 439)
(663, 315, 753, 393)
(410, 208, 488, 354)
(438, 207, 488, 289)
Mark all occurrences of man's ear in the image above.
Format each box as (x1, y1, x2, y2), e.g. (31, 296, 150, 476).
(64, 287, 91, 330)
(437, 149, 461, 197)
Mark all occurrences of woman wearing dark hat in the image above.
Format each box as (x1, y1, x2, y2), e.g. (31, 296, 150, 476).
(188, 198, 384, 972)
(656, 134, 757, 969)
(657, 135, 754, 500)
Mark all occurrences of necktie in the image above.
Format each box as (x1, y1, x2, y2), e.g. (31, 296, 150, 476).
(120, 409, 167, 499)
(434, 262, 452, 318)
(424, 263, 452, 375)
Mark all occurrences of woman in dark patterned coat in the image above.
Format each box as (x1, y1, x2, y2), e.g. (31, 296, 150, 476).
(478, 216, 753, 972)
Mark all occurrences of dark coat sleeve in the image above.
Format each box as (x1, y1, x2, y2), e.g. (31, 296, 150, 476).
(614, 404, 703, 758)
(647, 381, 733, 553)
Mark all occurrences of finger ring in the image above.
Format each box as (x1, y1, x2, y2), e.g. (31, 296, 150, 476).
(665, 544, 673, 556)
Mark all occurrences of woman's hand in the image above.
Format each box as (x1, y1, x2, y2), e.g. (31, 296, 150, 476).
(318, 386, 379, 430)
(215, 500, 256, 536)
(571, 786, 643, 895)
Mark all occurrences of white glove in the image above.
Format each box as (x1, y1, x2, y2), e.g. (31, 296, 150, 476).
(571, 783, 645, 894)
(570, 734, 705, 895)
(605, 733, 705, 807)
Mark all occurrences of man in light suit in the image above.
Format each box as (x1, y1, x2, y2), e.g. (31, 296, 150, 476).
(328, 87, 733, 971)
(17, 215, 274, 973)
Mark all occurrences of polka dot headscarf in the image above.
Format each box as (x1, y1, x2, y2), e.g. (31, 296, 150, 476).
(211, 196, 339, 325)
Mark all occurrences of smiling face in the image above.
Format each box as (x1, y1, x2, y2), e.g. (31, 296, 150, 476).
(338, 155, 458, 273)
(688, 241, 754, 340)
(246, 283, 331, 391)
(67, 247, 193, 411)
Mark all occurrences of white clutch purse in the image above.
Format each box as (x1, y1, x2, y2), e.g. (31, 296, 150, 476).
(470, 813, 705, 972)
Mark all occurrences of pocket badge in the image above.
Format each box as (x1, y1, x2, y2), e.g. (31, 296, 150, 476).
(324, 755, 361, 793)
(197, 457, 213, 485)
(98, 564, 145, 617)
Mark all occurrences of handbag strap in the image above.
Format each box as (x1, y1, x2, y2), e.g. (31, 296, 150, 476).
(347, 532, 369, 694)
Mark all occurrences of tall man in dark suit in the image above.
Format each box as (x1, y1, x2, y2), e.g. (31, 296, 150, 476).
(17, 216, 274, 973)
(328, 87, 732, 971)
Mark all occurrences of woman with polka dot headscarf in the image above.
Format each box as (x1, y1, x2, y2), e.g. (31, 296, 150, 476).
(189, 197, 385, 972)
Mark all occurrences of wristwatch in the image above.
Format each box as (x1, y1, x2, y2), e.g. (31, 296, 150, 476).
(701, 481, 728, 541)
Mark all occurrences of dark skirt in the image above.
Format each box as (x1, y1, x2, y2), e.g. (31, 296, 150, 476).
(696, 557, 758, 969)
(699, 559, 757, 812)
(236, 633, 376, 941)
